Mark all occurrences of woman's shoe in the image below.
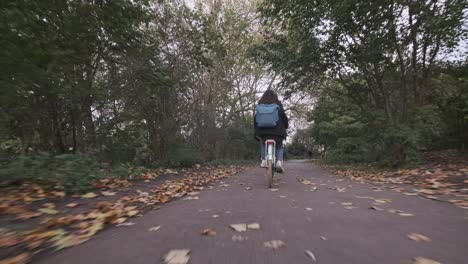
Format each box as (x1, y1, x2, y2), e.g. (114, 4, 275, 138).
(276, 160, 284, 173)
(260, 160, 267, 168)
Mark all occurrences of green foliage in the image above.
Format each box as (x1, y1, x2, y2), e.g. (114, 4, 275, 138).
(0, 153, 102, 192)
(258, 0, 468, 167)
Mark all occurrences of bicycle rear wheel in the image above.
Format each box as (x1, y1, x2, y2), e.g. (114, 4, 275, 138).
(267, 160, 273, 188)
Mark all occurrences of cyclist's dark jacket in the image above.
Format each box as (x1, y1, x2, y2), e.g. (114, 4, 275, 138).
(254, 103, 289, 142)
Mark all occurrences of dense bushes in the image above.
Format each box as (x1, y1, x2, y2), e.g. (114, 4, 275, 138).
(0, 153, 102, 192)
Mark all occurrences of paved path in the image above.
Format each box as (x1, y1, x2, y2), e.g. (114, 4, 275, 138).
(37, 160, 467, 264)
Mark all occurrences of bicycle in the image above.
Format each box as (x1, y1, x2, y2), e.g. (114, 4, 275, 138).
(264, 139, 276, 188)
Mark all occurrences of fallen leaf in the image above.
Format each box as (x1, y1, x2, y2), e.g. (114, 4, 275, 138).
(116, 222, 135, 227)
(279, 195, 287, 198)
(50, 191, 66, 198)
(111, 217, 127, 224)
(42, 202, 56, 209)
(212, 214, 219, 218)
(230, 224, 247, 232)
(301, 180, 312, 185)
(305, 208, 313, 211)
(407, 233, 431, 242)
(413, 257, 441, 264)
(232, 235, 248, 242)
(164, 249, 190, 264)
(72, 222, 90, 230)
(82, 192, 98, 199)
(183, 196, 199, 200)
(270, 189, 279, 192)
(38, 208, 59, 215)
(101, 191, 116, 196)
(263, 240, 286, 250)
(320, 236, 327, 240)
(305, 250, 317, 261)
(165, 169, 178, 174)
(127, 210, 139, 217)
(369, 206, 383, 211)
(201, 228, 216, 236)
(149, 226, 161, 232)
(16, 211, 42, 220)
(27, 239, 45, 250)
(0, 233, 23, 247)
(341, 202, 353, 206)
(66, 203, 79, 208)
(0, 252, 30, 264)
(245, 187, 252, 190)
(247, 223, 260, 230)
(399, 213, 414, 217)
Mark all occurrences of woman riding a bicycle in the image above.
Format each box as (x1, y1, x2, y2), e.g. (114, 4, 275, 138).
(254, 90, 289, 172)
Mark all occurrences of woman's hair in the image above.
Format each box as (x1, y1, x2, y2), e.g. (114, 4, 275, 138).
(258, 90, 282, 106)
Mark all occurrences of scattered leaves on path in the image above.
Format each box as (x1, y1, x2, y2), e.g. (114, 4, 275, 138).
(164, 249, 190, 264)
(183, 196, 199, 200)
(263, 240, 286, 250)
(407, 233, 431, 242)
(305, 250, 317, 261)
(0, 165, 243, 263)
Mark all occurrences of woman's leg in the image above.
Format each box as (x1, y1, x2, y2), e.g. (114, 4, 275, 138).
(276, 140, 284, 161)
(260, 141, 265, 160)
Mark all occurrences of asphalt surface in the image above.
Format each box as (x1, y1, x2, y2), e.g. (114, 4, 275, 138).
(36, 160, 468, 264)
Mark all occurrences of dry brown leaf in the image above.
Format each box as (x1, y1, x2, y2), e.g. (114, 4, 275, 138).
(0, 234, 23, 247)
(50, 191, 66, 198)
(164, 249, 190, 264)
(263, 240, 286, 250)
(42, 202, 56, 209)
(407, 233, 431, 242)
(247, 223, 260, 230)
(38, 208, 59, 215)
(413, 257, 441, 264)
(230, 224, 247, 232)
(101, 191, 116, 196)
(81, 192, 98, 199)
(0, 252, 30, 264)
(127, 210, 139, 217)
(72, 222, 90, 230)
(305, 250, 317, 261)
(201, 228, 216, 236)
(66, 203, 79, 208)
(16, 211, 42, 220)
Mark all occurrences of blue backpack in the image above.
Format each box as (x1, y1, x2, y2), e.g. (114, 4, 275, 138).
(255, 104, 280, 128)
